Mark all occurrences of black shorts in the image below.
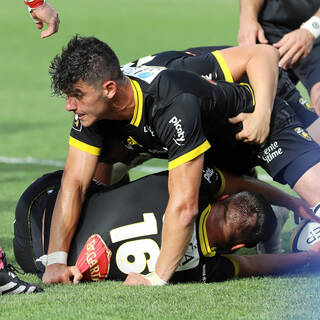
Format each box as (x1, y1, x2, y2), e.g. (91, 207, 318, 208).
(257, 97, 320, 186)
(261, 23, 320, 92)
(204, 97, 320, 186)
(277, 69, 317, 128)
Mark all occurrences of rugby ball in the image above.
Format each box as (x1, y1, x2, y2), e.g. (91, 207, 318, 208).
(290, 220, 320, 252)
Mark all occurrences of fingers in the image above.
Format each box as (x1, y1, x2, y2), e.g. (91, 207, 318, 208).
(41, 15, 60, 38)
(70, 266, 83, 284)
(257, 28, 268, 44)
(35, 22, 43, 30)
(123, 272, 151, 286)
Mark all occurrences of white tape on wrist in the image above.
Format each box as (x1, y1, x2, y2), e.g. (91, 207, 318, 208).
(301, 16, 320, 39)
(142, 272, 167, 286)
(27, 0, 46, 23)
(47, 251, 68, 266)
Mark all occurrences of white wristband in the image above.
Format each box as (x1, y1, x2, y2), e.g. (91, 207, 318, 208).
(300, 16, 320, 39)
(27, 0, 46, 23)
(47, 251, 68, 266)
(142, 272, 167, 286)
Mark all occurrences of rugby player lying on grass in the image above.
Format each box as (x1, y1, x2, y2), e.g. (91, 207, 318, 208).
(14, 168, 320, 285)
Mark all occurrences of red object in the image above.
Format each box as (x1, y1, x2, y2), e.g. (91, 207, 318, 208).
(24, 0, 44, 9)
(76, 234, 112, 281)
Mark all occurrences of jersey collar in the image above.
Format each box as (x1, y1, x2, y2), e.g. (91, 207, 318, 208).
(129, 78, 143, 127)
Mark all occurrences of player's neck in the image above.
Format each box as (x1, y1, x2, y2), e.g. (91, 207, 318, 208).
(106, 77, 135, 121)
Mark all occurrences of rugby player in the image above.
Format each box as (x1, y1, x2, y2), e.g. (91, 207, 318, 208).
(14, 169, 320, 284)
(43, 36, 320, 286)
(104, 45, 318, 187)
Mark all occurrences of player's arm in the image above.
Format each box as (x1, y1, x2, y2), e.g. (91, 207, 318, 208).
(221, 170, 320, 224)
(25, 0, 60, 38)
(124, 154, 204, 286)
(238, 0, 268, 45)
(227, 241, 320, 277)
(42, 145, 98, 284)
(220, 45, 279, 144)
(273, 8, 320, 69)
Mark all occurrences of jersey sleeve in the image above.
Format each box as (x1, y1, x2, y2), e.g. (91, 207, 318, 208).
(69, 116, 103, 156)
(167, 51, 234, 83)
(153, 93, 211, 170)
(169, 254, 236, 283)
(200, 166, 226, 199)
(202, 254, 237, 282)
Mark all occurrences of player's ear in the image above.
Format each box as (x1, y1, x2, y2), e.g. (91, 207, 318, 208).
(231, 243, 245, 251)
(102, 80, 117, 99)
(218, 194, 230, 202)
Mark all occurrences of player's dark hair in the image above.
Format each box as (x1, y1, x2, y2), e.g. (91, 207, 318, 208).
(226, 191, 277, 248)
(49, 35, 124, 96)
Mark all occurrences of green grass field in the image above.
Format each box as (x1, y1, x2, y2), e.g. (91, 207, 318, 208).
(0, 0, 319, 318)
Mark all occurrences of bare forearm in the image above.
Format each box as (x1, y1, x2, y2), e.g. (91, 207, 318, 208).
(239, 0, 264, 21)
(47, 186, 85, 253)
(156, 206, 196, 281)
(230, 251, 314, 277)
(246, 45, 279, 118)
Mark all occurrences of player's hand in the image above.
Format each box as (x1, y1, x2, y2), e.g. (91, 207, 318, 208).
(229, 112, 270, 144)
(31, 2, 60, 38)
(289, 197, 320, 225)
(238, 20, 268, 46)
(42, 264, 83, 284)
(273, 29, 314, 70)
(123, 272, 151, 286)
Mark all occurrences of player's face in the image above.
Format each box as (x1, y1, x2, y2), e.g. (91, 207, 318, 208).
(65, 80, 109, 127)
(212, 202, 242, 253)
(211, 202, 233, 252)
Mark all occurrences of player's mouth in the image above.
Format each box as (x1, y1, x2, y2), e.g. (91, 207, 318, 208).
(75, 113, 85, 120)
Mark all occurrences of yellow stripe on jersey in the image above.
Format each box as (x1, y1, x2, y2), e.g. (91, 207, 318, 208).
(168, 140, 211, 170)
(129, 79, 144, 127)
(240, 82, 256, 106)
(214, 167, 226, 198)
(211, 51, 234, 83)
(69, 136, 101, 156)
(198, 204, 217, 257)
(223, 255, 240, 277)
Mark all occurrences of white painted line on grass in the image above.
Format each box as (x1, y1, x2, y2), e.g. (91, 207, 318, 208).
(0, 155, 166, 174)
(0, 155, 273, 181)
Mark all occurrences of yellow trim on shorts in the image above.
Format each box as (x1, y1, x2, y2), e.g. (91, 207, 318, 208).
(214, 167, 226, 198)
(69, 136, 101, 156)
(168, 140, 211, 171)
(211, 51, 234, 83)
(198, 204, 217, 257)
(240, 82, 256, 106)
(129, 79, 143, 127)
(223, 255, 240, 277)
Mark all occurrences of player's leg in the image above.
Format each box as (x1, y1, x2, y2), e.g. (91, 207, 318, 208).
(292, 162, 320, 211)
(310, 82, 320, 117)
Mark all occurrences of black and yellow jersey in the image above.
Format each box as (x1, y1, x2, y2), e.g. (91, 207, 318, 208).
(70, 66, 255, 170)
(14, 169, 237, 283)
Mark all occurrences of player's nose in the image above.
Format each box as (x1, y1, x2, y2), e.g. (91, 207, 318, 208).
(65, 96, 77, 112)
